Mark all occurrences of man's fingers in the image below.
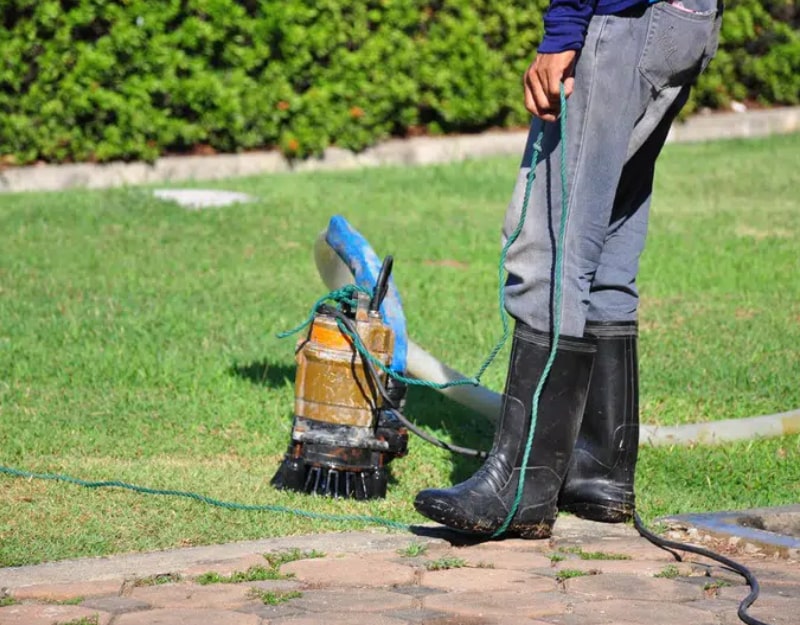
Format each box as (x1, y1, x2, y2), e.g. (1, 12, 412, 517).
(563, 76, 575, 99)
(529, 73, 554, 119)
(524, 80, 538, 116)
(542, 68, 562, 109)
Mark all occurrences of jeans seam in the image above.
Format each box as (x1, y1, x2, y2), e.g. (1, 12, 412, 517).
(559, 14, 608, 335)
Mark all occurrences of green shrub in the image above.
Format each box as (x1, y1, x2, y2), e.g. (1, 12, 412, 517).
(0, 0, 797, 165)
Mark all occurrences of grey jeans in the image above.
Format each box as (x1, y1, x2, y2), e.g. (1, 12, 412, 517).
(503, 0, 722, 337)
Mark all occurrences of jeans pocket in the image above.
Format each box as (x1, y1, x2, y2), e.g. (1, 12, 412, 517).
(638, 0, 720, 92)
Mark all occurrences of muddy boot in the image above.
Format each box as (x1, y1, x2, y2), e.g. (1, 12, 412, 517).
(413, 323, 596, 538)
(559, 321, 639, 522)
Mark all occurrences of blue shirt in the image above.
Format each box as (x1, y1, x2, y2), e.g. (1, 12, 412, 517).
(539, 0, 648, 54)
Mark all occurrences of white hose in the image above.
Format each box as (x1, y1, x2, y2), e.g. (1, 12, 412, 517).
(313, 230, 799, 446)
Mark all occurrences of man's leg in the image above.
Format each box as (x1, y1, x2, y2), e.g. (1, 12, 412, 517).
(562, 0, 722, 516)
(413, 11, 654, 537)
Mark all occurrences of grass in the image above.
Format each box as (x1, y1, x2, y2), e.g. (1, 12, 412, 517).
(0, 133, 798, 566)
(248, 588, 303, 605)
(559, 547, 631, 561)
(425, 556, 467, 571)
(60, 618, 98, 625)
(555, 569, 592, 582)
(195, 548, 324, 584)
(0, 597, 18, 607)
(654, 565, 681, 579)
(133, 573, 182, 587)
(195, 565, 286, 585)
(397, 542, 429, 557)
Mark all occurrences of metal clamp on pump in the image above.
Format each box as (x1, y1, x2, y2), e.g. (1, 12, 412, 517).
(271, 256, 410, 500)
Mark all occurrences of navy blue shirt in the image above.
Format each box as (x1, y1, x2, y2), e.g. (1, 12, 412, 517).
(539, 0, 648, 53)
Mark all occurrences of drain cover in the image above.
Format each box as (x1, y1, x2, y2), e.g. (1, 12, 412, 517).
(663, 504, 800, 553)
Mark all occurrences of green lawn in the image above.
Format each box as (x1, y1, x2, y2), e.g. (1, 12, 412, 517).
(1, 133, 798, 566)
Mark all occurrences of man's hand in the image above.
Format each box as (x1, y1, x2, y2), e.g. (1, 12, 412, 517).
(523, 51, 577, 122)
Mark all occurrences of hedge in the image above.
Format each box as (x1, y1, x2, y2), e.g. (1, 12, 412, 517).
(1, 0, 797, 165)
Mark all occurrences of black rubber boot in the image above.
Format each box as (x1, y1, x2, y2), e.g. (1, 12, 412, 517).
(413, 323, 596, 538)
(559, 321, 639, 523)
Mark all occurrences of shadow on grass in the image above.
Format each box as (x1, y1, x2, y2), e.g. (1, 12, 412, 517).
(230, 360, 296, 388)
(230, 359, 493, 487)
(404, 386, 493, 485)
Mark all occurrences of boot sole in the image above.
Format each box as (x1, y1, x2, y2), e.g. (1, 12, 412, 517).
(560, 501, 633, 524)
(414, 499, 499, 536)
(415, 499, 554, 539)
(505, 521, 554, 539)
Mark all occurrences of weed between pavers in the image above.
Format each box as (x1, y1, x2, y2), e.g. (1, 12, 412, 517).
(557, 546, 631, 561)
(0, 596, 19, 607)
(425, 556, 467, 571)
(195, 548, 326, 585)
(133, 573, 183, 587)
(196, 566, 287, 585)
(58, 616, 99, 625)
(264, 548, 325, 569)
(248, 588, 303, 605)
(555, 569, 594, 582)
(703, 580, 731, 596)
(397, 542, 428, 558)
(42, 596, 84, 606)
(655, 565, 680, 579)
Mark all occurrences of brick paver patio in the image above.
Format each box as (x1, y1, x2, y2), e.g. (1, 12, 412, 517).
(1, 517, 797, 625)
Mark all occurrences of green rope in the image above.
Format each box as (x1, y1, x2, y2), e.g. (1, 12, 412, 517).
(493, 86, 570, 537)
(276, 284, 372, 339)
(0, 465, 411, 531)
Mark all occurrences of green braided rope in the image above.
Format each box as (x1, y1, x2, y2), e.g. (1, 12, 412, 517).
(276, 284, 372, 339)
(0, 465, 411, 531)
(494, 86, 570, 537)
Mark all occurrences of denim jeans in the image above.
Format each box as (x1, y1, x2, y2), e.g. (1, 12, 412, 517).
(503, 0, 722, 337)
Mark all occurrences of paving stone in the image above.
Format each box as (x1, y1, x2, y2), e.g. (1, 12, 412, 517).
(0, 604, 112, 625)
(687, 598, 742, 615)
(570, 599, 716, 625)
(129, 582, 255, 609)
(423, 617, 553, 625)
(391, 585, 446, 597)
(291, 588, 414, 613)
(718, 600, 799, 625)
(385, 607, 450, 623)
(80, 596, 152, 614)
(281, 555, 415, 588)
(243, 579, 303, 593)
(553, 538, 680, 562)
(450, 546, 553, 570)
(468, 538, 554, 553)
(717, 584, 753, 602)
(115, 607, 260, 625)
(424, 590, 568, 619)
(270, 615, 408, 625)
(234, 602, 307, 621)
(10, 579, 124, 601)
(153, 189, 254, 210)
(421, 567, 555, 593)
(553, 559, 695, 577)
(181, 554, 269, 578)
(563, 574, 703, 602)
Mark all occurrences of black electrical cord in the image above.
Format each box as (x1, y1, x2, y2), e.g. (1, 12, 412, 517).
(320, 305, 488, 460)
(634, 513, 769, 625)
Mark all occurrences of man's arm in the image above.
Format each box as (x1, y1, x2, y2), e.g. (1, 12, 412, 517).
(524, 0, 598, 121)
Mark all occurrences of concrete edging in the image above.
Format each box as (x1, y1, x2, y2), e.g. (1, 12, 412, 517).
(1, 106, 798, 193)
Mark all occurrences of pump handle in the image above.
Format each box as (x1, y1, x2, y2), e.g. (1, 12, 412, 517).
(369, 255, 394, 312)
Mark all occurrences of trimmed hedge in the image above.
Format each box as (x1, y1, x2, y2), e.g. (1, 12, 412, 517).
(1, 0, 798, 165)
